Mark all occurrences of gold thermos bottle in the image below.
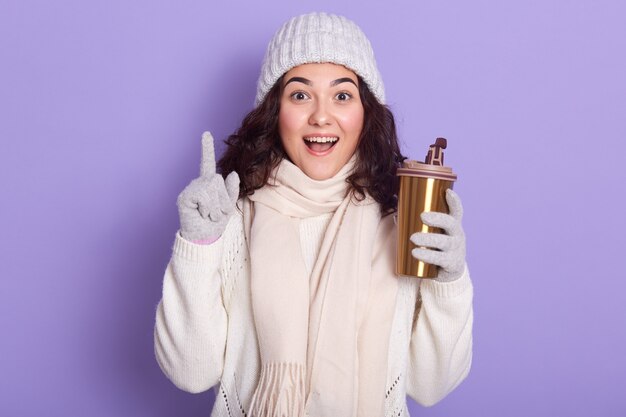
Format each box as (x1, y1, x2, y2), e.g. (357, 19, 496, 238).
(396, 138, 458, 278)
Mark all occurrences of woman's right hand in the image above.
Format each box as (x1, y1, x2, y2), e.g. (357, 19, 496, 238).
(177, 131, 240, 243)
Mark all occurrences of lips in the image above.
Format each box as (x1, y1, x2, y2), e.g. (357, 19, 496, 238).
(303, 135, 339, 154)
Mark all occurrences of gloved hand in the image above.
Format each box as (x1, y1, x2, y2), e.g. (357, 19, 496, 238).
(177, 131, 240, 243)
(410, 188, 466, 282)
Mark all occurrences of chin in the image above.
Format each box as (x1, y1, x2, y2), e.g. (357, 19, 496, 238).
(302, 165, 339, 181)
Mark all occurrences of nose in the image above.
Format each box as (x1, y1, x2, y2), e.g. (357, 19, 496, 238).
(308, 100, 332, 126)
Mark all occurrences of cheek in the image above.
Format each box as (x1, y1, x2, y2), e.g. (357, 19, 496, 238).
(278, 108, 303, 156)
(278, 109, 288, 135)
(279, 108, 304, 139)
(340, 108, 365, 144)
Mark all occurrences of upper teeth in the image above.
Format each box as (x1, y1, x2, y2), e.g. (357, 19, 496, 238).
(305, 136, 339, 143)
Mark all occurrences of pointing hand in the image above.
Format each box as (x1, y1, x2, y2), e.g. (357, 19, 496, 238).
(177, 132, 240, 242)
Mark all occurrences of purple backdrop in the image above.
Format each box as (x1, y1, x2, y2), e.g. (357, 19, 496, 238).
(1, 0, 625, 416)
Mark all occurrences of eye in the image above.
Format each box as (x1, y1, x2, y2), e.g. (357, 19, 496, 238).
(290, 91, 309, 101)
(335, 92, 353, 101)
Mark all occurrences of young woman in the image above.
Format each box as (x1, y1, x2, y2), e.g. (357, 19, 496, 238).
(155, 12, 473, 417)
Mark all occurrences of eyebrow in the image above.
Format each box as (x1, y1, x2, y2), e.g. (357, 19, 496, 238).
(331, 77, 358, 87)
(284, 76, 358, 87)
(285, 77, 311, 86)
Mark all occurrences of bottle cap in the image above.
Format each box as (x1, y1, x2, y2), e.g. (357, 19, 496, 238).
(397, 137, 457, 181)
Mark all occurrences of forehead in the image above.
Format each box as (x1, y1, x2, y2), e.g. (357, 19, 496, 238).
(283, 63, 358, 84)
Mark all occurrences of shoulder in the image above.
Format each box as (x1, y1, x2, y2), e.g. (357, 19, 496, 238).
(378, 211, 396, 234)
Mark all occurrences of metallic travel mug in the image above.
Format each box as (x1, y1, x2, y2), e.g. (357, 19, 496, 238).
(396, 138, 458, 278)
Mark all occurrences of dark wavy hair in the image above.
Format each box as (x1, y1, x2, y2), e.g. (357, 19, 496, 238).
(217, 75, 405, 214)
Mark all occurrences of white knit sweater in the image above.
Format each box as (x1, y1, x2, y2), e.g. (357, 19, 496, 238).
(154, 206, 473, 416)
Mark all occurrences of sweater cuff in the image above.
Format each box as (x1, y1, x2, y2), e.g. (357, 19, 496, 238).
(192, 236, 220, 245)
(419, 263, 472, 299)
(172, 230, 224, 263)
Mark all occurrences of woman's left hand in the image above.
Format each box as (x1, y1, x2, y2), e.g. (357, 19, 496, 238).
(410, 189, 466, 282)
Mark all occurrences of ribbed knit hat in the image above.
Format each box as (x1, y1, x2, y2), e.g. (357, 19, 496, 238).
(255, 12, 385, 106)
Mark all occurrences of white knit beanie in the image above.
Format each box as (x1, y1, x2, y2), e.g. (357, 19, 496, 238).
(255, 12, 385, 106)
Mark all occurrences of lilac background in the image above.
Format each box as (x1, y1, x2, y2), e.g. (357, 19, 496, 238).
(1, 0, 625, 416)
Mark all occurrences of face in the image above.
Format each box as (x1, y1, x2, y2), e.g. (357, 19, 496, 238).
(278, 63, 364, 180)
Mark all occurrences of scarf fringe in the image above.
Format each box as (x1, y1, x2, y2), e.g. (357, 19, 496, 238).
(249, 362, 306, 417)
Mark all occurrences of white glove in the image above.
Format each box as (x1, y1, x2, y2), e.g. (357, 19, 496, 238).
(176, 132, 240, 242)
(410, 188, 466, 282)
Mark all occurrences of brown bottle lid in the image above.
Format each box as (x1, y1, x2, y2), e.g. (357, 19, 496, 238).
(397, 137, 457, 181)
(425, 137, 447, 166)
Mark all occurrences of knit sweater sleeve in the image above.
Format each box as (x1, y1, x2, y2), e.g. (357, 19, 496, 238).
(406, 265, 474, 406)
(154, 214, 242, 393)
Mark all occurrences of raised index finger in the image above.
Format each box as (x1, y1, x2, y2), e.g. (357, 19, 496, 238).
(200, 131, 216, 177)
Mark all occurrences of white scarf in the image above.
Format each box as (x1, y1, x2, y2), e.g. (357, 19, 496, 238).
(243, 158, 398, 417)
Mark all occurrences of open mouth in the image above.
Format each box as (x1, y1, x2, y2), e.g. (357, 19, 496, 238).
(304, 136, 339, 154)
